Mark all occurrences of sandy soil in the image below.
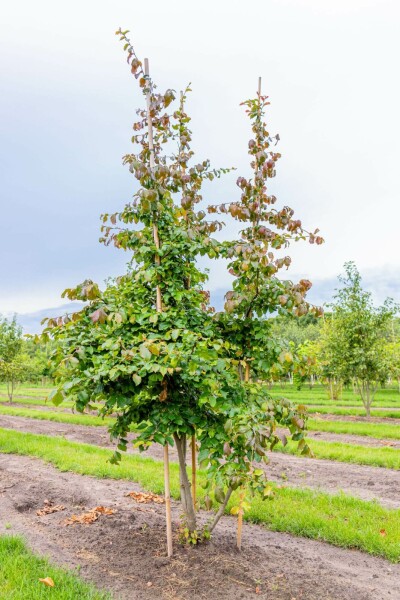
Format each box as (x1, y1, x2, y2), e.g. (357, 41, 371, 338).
(0, 415, 399, 509)
(1, 454, 399, 600)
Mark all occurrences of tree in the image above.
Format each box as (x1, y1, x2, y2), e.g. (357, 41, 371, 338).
(292, 340, 321, 390)
(41, 30, 321, 554)
(270, 314, 321, 348)
(320, 262, 396, 415)
(0, 315, 26, 401)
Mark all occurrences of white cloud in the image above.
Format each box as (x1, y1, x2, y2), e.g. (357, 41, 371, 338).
(1, 0, 400, 313)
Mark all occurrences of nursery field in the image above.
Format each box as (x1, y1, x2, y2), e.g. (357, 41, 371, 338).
(0, 382, 399, 599)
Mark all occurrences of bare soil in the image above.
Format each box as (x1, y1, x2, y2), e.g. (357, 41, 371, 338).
(1, 454, 399, 600)
(0, 415, 399, 509)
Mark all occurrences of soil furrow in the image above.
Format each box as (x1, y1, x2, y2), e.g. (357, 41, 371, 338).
(1, 454, 398, 600)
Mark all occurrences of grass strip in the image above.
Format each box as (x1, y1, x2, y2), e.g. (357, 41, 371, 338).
(0, 535, 110, 599)
(0, 396, 75, 409)
(308, 418, 400, 441)
(280, 438, 400, 470)
(0, 428, 399, 562)
(0, 405, 114, 428)
(0, 406, 398, 470)
(307, 405, 400, 418)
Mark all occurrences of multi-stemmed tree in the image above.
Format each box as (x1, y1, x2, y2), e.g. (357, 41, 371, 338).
(319, 263, 396, 415)
(42, 30, 321, 554)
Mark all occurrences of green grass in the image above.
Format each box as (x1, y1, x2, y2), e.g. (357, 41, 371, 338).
(0, 536, 110, 599)
(307, 406, 400, 418)
(0, 428, 399, 562)
(0, 404, 114, 428)
(308, 418, 400, 440)
(280, 439, 400, 470)
(0, 403, 398, 470)
(0, 395, 76, 409)
(3, 401, 399, 445)
(270, 384, 400, 408)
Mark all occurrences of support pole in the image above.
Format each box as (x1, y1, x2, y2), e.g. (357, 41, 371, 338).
(237, 489, 245, 551)
(164, 444, 173, 557)
(180, 90, 197, 514)
(144, 57, 173, 557)
(191, 434, 197, 510)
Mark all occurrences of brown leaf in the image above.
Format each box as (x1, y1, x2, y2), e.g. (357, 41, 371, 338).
(90, 308, 107, 324)
(64, 506, 116, 525)
(126, 491, 165, 504)
(37, 503, 65, 516)
(39, 577, 55, 587)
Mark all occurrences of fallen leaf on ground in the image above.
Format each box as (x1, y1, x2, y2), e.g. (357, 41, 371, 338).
(126, 491, 165, 504)
(64, 506, 116, 525)
(39, 577, 55, 587)
(37, 501, 65, 516)
(94, 506, 116, 515)
(255, 585, 261, 594)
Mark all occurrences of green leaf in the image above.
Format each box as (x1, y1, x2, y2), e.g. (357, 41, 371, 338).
(214, 486, 225, 504)
(132, 374, 142, 386)
(48, 389, 64, 407)
(139, 344, 152, 360)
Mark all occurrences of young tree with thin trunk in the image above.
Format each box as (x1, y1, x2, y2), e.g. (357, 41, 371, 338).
(0, 316, 32, 402)
(320, 262, 397, 416)
(42, 30, 320, 555)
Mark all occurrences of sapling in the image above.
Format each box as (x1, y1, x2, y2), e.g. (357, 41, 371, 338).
(42, 30, 320, 556)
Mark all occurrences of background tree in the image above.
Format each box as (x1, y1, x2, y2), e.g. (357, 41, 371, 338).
(270, 313, 321, 349)
(320, 262, 396, 415)
(0, 315, 29, 401)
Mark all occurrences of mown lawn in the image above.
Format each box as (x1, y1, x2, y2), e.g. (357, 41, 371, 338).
(269, 384, 400, 408)
(0, 536, 110, 599)
(308, 418, 400, 440)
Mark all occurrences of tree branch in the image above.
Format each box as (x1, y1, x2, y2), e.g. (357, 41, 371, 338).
(208, 486, 233, 534)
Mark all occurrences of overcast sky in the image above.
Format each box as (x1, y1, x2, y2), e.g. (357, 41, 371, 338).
(1, 0, 400, 318)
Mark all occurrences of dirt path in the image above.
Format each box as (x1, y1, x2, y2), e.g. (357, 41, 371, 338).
(1, 454, 398, 600)
(1, 414, 399, 509)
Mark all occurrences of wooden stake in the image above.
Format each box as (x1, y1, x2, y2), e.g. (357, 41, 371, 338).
(164, 444, 173, 557)
(144, 57, 173, 557)
(180, 90, 197, 514)
(191, 434, 197, 510)
(238, 75, 262, 551)
(245, 362, 250, 383)
(144, 58, 163, 314)
(237, 489, 245, 551)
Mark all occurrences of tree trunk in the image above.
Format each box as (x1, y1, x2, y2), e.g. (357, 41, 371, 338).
(358, 380, 373, 417)
(173, 433, 197, 532)
(7, 378, 14, 403)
